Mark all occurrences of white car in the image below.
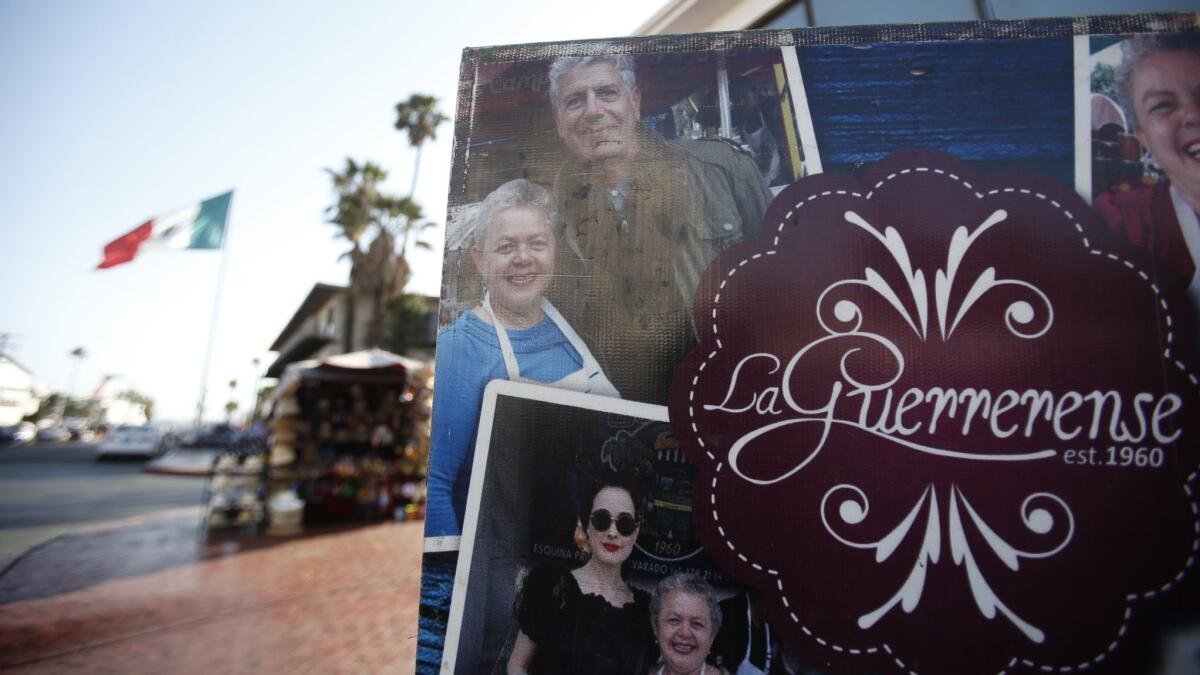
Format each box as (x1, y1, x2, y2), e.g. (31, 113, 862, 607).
(95, 425, 166, 460)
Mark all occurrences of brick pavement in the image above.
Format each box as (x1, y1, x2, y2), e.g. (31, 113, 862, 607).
(0, 518, 423, 673)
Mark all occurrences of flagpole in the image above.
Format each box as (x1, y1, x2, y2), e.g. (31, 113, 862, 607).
(194, 191, 235, 428)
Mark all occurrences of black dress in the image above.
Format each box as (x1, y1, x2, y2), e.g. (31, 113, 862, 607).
(514, 564, 655, 674)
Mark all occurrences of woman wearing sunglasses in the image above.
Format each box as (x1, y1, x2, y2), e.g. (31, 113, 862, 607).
(507, 472, 656, 674)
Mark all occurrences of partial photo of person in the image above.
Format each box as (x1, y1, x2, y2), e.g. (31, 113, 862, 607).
(425, 179, 618, 538)
(649, 573, 728, 675)
(1097, 33, 1200, 318)
(507, 469, 657, 674)
(547, 54, 774, 405)
(713, 591, 778, 675)
(712, 589, 822, 675)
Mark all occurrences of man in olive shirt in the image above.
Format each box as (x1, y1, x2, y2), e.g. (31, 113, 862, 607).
(548, 54, 772, 404)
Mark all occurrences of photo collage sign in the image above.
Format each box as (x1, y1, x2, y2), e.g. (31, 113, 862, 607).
(419, 13, 1200, 675)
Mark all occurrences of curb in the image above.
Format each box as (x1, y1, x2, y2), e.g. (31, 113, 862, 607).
(143, 450, 221, 477)
(0, 506, 204, 580)
(143, 464, 215, 477)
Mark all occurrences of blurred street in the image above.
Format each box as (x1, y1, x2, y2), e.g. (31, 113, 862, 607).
(0, 444, 422, 672)
(0, 442, 208, 563)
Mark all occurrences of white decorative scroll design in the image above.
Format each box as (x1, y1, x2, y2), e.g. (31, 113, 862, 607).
(935, 209, 1054, 340)
(816, 209, 1054, 342)
(948, 487, 1074, 643)
(821, 483, 1074, 642)
(821, 485, 941, 629)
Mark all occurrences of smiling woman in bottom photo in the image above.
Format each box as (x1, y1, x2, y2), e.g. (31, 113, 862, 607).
(650, 573, 729, 675)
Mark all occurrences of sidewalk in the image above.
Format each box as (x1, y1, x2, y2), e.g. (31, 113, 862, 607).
(0, 513, 423, 672)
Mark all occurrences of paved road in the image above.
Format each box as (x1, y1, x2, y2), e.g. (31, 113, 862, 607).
(0, 442, 208, 561)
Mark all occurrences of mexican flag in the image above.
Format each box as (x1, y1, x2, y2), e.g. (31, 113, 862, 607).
(97, 191, 233, 270)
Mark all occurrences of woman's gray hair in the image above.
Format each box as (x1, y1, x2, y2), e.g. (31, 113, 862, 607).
(650, 572, 722, 633)
(470, 178, 557, 250)
(548, 55, 638, 109)
(1116, 32, 1200, 130)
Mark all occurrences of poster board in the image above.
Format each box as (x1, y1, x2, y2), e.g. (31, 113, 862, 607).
(419, 14, 1200, 675)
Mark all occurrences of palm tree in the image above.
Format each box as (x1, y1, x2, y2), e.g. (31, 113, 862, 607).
(394, 94, 449, 198)
(250, 358, 262, 422)
(393, 94, 447, 299)
(225, 378, 238, 423)
(117, 389, 155, 422)
(326, 160, 431, 349)
(63, 346, 88, 421)
(375, 193, 435, 293)
(320, 95, 444, 352)
(326, 159, 389, 351)
(326, 158, 387, 247)
(68, 346, 87, 394)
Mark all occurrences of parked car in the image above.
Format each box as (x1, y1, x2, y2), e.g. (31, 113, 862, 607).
(95, 425, 167, 460)
(64, 418, 96, 442)
(35, 424, 72, 443)
(0, 422, 36, 445)
(178, 423, 241, 449)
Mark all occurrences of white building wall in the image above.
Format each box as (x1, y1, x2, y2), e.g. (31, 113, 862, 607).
(0, 358, 37, 426)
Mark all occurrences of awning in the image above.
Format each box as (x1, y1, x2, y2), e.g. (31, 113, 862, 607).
(266, 334, 335, 378)
(267, 348, 427, 415)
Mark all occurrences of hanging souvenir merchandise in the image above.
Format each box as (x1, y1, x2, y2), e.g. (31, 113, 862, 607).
(266, 349, 431, 531)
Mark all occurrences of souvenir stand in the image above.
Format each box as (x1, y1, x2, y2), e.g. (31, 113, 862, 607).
(265, 349, 431, 534)
(202, 450, 266, 534)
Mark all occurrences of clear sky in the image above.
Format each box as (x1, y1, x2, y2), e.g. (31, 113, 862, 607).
(0, 0, 657, 424)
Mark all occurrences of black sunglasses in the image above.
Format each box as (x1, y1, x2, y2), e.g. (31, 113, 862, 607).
(589, 509, 638, 536)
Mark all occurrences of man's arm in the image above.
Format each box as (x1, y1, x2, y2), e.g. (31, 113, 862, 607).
(722, 145, 773, 240)
(686, 137, 773, 242)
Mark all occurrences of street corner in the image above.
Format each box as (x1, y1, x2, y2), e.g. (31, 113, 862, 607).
(0, 510, 205, 605)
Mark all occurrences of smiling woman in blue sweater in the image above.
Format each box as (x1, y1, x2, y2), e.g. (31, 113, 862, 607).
(424, 179, 619, 537)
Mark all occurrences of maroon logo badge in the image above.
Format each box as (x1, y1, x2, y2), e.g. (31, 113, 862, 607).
(671, 150, 1200, 674)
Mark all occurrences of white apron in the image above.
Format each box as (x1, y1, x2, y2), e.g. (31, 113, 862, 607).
(482, 294, 620, 398)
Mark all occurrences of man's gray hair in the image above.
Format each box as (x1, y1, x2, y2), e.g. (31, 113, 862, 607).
(548, 55, 638, 109)
(1116, 32, 1200, 131)
(650, 572, 723, 634)
(471, 179, 557, 249)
